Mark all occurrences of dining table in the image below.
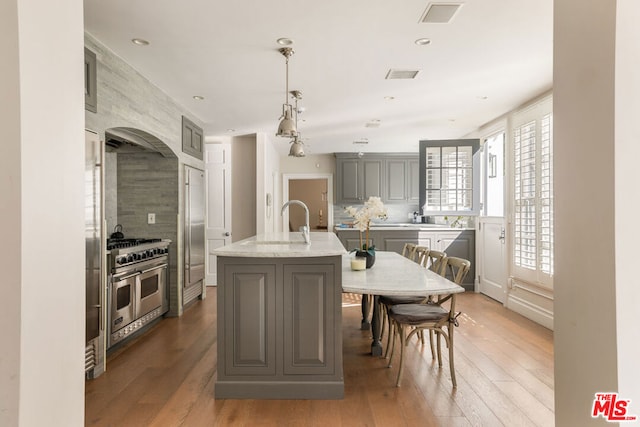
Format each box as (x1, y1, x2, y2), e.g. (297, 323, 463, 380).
(342, 251, 465, 356)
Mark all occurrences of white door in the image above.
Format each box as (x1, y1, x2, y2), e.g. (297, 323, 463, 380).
(478, 133, 507, 303)
(205, 143, 231, 286)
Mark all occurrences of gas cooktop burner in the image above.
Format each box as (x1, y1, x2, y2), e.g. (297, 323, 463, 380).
(107, 238, 162, 250)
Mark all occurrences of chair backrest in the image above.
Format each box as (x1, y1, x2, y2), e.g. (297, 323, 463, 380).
(443, 256, 471, 285)
(401, 243, 418, 260)
(414, 246, 430, 265)
(423, 250, 446, 274)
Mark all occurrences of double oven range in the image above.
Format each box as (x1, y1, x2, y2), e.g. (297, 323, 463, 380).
(107, 238, 171, 348)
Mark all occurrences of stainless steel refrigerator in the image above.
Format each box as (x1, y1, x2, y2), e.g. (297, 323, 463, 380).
(85, 129, 105, 378)
(184, 165, 205, 305)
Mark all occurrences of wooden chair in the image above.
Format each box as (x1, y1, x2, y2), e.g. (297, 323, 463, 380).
(387, 256, 470, 387)
(421, 249, 446, 274)
(379, 244, 430, 352)
(401, 243, 418, 261)
(379, 245, 434, 358)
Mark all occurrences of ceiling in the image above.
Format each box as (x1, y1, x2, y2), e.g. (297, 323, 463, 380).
(83, 0, 553, 156)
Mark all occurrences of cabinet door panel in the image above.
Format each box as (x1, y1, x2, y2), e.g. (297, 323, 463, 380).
(385, 160, 407, 202)
(223, 265, 276, 375)
(340, 160, 360, 202)
(437, 231, 475, 284)
(362, 160, 383, 198)
(408, 159, 420, 203)
(283, 264, 336, 375)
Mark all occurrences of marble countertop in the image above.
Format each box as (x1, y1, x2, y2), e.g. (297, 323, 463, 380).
(212, 232, 347, 258)
(335, 224, 474, 232)
(342, 251, 465, 296)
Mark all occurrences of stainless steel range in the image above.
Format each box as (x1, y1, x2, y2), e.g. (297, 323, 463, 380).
(107, 238, 171, 348)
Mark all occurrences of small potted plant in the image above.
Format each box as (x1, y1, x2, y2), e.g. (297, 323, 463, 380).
(345, 196, 387, 268)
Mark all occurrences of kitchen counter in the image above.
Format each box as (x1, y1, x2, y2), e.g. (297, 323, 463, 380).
(335, 224, 474, 232)
(212, 231, 346, 257)
(214, 231, 345, 399)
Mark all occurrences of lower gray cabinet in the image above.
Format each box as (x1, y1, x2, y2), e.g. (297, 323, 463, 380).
(283, 264, 336, 375)
(216, 256, 343, 399)
(222, 264, 276, 376)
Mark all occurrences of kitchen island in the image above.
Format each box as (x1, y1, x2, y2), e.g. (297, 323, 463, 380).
(212, 232, 347, 399)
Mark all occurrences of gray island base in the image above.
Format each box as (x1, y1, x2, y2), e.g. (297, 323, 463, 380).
(213, 232, 346, 399)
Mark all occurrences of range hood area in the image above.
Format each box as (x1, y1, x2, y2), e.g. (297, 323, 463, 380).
(105, 127, 164, 155)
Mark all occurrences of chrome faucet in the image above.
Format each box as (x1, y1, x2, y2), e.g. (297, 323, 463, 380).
(281, 200, 310, 244)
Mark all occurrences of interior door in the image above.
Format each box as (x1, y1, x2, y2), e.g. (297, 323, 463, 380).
(478, 132, 507, 303)
(205, 143, 232, 286)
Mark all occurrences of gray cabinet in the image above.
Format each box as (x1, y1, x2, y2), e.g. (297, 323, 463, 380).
(216, 256, 344, 399)
(181, 115, 204, 160)
(336, 155, 383, 203)
(335, 153, 419, 205)
(384, 157, 420, 204)
(421, 230, 475, 287)
(84, 48, 97, 113)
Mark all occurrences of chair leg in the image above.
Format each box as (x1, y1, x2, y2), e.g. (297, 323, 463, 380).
(380, 302, 386, 341)
(428, 330, 435, 360)
(386, 320, 396, 367)
(395, 324, 406, 387)
(448, 324, 457, 388)
(436, 330, 443, 367)
(384, 313, 394, 359)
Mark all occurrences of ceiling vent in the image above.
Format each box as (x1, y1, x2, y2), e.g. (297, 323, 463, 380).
(420, 3, 463, 24)
(385, 69, 421, 80)
(365, 121, 381, 128)
(353, 139, 369, 145)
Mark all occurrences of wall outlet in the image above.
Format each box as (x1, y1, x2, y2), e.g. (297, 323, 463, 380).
(148, 213, 156, 224)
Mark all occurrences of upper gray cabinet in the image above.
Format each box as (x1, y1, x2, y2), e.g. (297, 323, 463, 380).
(335, 154, 383, 204)
(335, 153, 418, 205)
(182, 116, 204, 160)
(384, 157, 420, 204)
(84, 48, 97, 113)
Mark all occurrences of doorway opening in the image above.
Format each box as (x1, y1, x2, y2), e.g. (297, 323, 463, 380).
(282, 174, 334, 232)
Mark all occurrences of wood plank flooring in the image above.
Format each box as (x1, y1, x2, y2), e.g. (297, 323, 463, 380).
(85, 290, 554, 426)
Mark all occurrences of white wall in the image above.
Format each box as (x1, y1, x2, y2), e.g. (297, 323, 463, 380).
(231, 135, 257, 241)
(1, 0, 86, 425)
(256, 134, 281, 233)
(614, 0, 640, 412)
(554, 0, 640, 424)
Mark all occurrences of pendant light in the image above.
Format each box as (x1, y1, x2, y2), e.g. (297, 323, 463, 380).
(276, 47, 297, 138)
(288, 90, 305, 157)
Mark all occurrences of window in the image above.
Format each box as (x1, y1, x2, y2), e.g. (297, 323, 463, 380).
(512, 110, 553, 285)
(419, 139, 480, 215)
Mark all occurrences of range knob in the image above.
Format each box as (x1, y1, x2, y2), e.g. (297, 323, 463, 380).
(117, 256, 126, 265)
(126, 255, 134, 263)
(140, 252, 147, 259)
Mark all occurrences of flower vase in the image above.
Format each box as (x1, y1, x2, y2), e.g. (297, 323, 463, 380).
(355, 250, 375, 268)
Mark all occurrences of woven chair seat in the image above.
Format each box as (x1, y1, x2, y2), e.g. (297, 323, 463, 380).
(389, 303, 448, 325)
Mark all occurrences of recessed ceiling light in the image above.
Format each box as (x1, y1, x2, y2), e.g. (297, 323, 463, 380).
(477, 95, 488, 100)
(384, 96, 395, 101)
(131, 38, 150, 46)
(277, 38, 294, 46)
(415, 38, 432, 46)
(226, 128, 235, 132)
(193, 95, 204, 101)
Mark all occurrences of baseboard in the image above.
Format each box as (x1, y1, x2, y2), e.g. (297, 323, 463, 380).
(507, 294, 554, 330)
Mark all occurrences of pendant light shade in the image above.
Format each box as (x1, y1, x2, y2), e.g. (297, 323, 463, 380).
(276, 47, 297, 137)
(289, 138, 305, 157)
(277, 105, 297, 138)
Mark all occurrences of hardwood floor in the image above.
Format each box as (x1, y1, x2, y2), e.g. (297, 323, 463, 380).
(85, 290, 554, 426)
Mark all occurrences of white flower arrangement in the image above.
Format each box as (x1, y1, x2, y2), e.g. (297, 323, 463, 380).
(345, 196, 388, 253)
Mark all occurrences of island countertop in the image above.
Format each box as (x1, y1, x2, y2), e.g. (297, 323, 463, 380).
(211, 231, 347, 258)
